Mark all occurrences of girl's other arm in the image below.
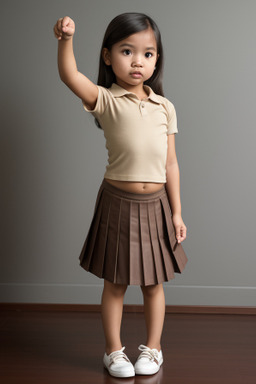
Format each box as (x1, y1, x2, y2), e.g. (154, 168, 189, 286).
(53, 17, 98, 110)
(165, 134, 187, 243)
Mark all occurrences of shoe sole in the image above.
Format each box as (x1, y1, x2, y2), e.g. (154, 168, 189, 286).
(104, 363, 135, 378)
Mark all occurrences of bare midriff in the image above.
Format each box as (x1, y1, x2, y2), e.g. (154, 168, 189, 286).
(104, 178, 165, 194)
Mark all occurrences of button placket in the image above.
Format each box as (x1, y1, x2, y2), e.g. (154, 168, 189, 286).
(139, 101, 147, 116)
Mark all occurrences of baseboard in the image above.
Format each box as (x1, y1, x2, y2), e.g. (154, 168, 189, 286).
(1, 283, 256, 306)
(0, 303, 255, 315)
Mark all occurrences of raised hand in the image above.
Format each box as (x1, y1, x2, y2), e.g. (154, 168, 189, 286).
(53, 16, 75, 40)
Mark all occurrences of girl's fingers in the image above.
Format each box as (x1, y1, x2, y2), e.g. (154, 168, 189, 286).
(62, 17, 73, 35)
(172, 215, 187, 243)
(179, 226, 187, 242)
(57, 18, 63, 32)
(175, 225, 187, 243)
(175, 225, 181, 242)
(62, 16, 70, 28)
(53, 23, 62, 39)
(54, 18, 65, 40)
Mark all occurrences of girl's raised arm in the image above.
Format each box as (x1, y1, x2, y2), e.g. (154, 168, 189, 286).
(53, 16, 98, 110)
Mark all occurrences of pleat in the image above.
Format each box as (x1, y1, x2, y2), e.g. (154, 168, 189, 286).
(115, 199, 130, 284)
(104, 195, 122, 283)
(160, 194, 188, 273)
(139, 202, 157, 286)
(129, 201, 144, 285)
(147, 202, 167, 284)
(154, 199, 175, 281)
(79, 186, 105, 269)
(89, 192, 112, 277)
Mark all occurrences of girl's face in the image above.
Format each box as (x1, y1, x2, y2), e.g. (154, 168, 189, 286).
(103, 28, 158, 93)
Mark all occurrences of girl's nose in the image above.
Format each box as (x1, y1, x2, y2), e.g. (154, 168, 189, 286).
(132, 56, 143, 67)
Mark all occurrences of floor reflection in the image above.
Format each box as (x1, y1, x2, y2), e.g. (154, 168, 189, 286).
(103, 366, 163, 384)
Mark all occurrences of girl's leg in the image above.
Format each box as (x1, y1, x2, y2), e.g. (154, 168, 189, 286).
(140, 283, 165, 351)
(101, 280, 127, 355)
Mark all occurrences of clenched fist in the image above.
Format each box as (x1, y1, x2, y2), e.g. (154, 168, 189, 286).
(53, 16, 75, 40)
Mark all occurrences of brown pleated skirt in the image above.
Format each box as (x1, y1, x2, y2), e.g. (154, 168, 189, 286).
(79, 179, 188, 286)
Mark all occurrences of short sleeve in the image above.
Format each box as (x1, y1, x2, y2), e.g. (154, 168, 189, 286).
(166, 101, 178, 135)
(82, 85, 111, 119)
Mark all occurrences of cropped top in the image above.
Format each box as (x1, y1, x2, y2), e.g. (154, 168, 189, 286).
(82, 83, 178, 183)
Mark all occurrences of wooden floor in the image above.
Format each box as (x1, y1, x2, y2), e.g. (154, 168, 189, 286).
(0, 309, 256, 384)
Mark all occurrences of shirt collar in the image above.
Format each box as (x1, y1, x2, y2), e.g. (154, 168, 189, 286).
(109, 83, 162, 105)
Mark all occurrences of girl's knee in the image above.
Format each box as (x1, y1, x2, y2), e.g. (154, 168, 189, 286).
(140, 283, 163, 298)
(103, 280, 127, 297)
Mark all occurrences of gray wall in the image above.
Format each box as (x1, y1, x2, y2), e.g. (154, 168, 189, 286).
(1, 0, 255, 306)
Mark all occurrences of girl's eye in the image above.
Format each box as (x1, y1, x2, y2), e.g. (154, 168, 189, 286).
(145, 52, 153, 58)
(123, 49, 132, 56)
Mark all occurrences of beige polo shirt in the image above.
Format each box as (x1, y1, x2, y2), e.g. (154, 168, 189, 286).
(83, 83, 178, 183)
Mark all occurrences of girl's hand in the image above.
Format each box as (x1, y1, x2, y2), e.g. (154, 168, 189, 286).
(172, 213, 187, 244)
(53, 16, 75, 40)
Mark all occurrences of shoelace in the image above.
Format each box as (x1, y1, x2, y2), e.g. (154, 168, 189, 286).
(138, 345, 159, 362)
(109, 347, 130, 364)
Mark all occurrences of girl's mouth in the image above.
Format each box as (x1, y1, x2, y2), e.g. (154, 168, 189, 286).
(130, 72, 142, 78)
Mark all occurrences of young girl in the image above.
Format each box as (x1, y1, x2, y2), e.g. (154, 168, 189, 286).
(53, 12, 188, 378)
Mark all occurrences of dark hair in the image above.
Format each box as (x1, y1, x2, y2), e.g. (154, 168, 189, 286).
(97, 12, 164, 96)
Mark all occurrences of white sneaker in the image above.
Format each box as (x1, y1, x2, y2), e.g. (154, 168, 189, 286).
(135, 345, 163, 375)
(103, 346, 135, 378)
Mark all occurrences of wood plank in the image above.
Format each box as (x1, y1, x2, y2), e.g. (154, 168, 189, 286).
(0, 311, 256, 384)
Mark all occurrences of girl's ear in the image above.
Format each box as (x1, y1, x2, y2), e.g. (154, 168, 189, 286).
(154, 54, 159, 71)
(102, 48, 111, 66)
